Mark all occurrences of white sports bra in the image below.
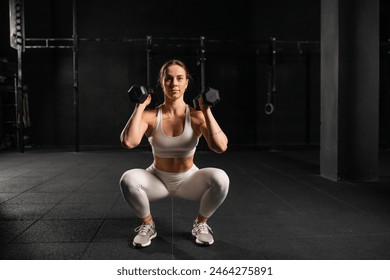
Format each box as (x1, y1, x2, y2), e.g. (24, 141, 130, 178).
(148, 105, 199, 158)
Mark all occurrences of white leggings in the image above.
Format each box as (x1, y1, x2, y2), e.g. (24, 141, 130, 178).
(119, 164, 230, 219)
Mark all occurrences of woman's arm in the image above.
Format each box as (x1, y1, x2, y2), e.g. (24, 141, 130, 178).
(197, 105, 228, 153)
(120, 96, 151, 149)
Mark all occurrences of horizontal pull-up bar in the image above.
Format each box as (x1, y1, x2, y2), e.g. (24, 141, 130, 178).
(24, 38, 73, 48)
(22, 36, 322, 57)
(23, 36, 321, 47)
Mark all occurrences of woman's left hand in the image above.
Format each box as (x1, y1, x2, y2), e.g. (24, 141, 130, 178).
(199, 95, 211, 112)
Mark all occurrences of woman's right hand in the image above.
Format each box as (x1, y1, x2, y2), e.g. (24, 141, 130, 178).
(138, 94, 152, 109)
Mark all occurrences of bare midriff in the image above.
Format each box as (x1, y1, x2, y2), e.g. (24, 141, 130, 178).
(153, 155, 195, 173)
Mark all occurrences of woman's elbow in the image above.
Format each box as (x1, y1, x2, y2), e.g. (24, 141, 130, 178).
(210, 143, 228, 154)
(120, 138, 139, 149)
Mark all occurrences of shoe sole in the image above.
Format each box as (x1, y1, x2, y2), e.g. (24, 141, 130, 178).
(195, 238, 214, 246)
(133, 232, 157, 248)
(192, 232, 214, 246)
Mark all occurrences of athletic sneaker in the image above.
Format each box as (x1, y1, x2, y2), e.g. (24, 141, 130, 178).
(133, 223, 157, 248)
(192, 220, 214, 245)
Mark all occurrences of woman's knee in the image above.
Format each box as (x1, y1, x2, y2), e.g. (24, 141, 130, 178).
(119, 169, 143, 194)
(207, 168, 230, 195)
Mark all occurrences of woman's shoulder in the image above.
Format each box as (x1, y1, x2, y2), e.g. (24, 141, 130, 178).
(143, 107, 159, 136)
(189, 106, 205, 123)
(142, 107, 159, 122)
(189, 106, 202, 116)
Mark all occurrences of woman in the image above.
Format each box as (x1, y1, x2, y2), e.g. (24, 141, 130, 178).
(119, 59, 229, 248)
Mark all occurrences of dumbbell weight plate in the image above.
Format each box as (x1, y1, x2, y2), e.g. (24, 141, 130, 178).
(128, 85, 148, 103)
(203, 87, 220, 106)
(193, 87, 220, 109)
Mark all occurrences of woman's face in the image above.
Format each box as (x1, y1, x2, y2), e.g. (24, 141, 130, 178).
(161, 64, 189, 101)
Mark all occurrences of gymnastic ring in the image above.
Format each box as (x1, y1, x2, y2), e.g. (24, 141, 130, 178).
(265, 103, 275, 115)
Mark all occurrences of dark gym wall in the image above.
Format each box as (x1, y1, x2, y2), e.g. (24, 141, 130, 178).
(380, 1, 390, 148)
(74, 0, 321, 148)
(0, 0, 388, 149)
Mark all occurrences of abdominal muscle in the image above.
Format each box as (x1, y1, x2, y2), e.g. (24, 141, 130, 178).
(154, 155, 195, 173)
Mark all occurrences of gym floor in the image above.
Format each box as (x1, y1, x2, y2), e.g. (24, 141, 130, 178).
(0, 148, 389, 260)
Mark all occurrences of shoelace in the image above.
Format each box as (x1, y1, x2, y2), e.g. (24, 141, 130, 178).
(134, 224, 153, 236)
(194, 222, 213, 235)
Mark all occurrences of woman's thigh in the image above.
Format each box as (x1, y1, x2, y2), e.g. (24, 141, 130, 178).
(120, 168, 170, 201)
(174, 167, 228, 201)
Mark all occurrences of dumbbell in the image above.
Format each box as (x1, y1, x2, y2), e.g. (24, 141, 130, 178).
(193, 87, 220, 110)
(128, 85, 149, 103)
